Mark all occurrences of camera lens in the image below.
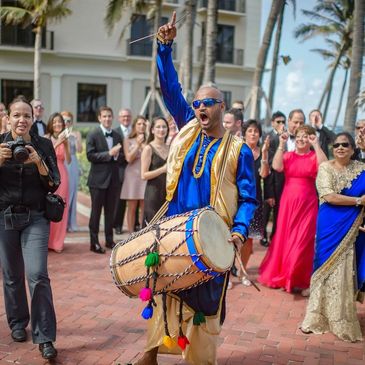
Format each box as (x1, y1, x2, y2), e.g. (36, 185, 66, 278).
(13, 146, 29, 163)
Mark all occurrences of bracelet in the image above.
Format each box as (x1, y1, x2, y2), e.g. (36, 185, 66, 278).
(261, 159, 268, 163)
(355, 197, 362, 206)
(278, 147, 284, 151)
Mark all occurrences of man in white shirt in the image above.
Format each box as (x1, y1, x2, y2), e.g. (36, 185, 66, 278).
(286, 109, 305, 152)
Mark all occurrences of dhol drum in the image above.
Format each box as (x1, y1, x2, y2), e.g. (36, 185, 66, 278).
(110, 206, 235, 298)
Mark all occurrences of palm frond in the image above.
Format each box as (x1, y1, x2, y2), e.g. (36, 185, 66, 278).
(0, 6, 32, 26)
(105, 0, 129, 34)
(301, 9, 342, 28)
(294, 23, 336, 41)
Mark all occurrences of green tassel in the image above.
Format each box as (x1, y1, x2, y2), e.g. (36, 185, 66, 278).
(193, 311, 206, 326)
(145, 252, 159, 267)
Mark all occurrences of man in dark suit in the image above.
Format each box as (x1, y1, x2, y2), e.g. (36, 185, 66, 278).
(30, 99, 47, 136)
(262, 111, 286, 247)
(86, 106, 126, 254)
(113, 108, 132, 234)
(355, 119, 365, 162)
(309, 109, 335, 158)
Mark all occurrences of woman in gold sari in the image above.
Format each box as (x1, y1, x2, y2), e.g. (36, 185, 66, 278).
(301, 132, 365, 342)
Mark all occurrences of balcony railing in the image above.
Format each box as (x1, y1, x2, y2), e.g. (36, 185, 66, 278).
(197, 46, 244, 66)
(198, 0, 245, 13)
(126, 39, 177, 59)
(163, 0, 179, 4)
(0, 24, 54, 50)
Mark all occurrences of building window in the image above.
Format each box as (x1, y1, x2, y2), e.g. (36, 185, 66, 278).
(216, 24, 234, 64)
(128, 15, 168, 57)
(0, 0, 49, 48)
(222, 91, 232, 109)
(77, 83, 107, 123)
(1, 79, 33, 106)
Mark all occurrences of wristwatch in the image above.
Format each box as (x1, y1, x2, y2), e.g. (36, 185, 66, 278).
(355, 197, 362, 206)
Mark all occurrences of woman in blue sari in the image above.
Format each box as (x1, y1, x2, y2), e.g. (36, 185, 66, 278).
(301, 132, 365, 342)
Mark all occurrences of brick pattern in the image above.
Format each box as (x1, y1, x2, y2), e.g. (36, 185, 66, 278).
(0, 192, 364, 364)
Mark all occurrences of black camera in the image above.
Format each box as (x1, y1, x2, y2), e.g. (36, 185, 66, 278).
(6, 137, 30, 163)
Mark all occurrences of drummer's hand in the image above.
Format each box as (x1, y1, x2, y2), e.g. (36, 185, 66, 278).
(228, 234, 245, 251)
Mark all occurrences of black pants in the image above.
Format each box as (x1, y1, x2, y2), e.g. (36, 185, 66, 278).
(89, 186, 119, 245)
(262, 201, 280, 240)
(0, 210, 56, 344)
(113, 198, 126, 228)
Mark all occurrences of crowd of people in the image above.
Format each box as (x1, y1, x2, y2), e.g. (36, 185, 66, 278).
(0, 13, 365, 365)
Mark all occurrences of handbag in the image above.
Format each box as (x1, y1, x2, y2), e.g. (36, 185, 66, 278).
(45, 193, 65, 222)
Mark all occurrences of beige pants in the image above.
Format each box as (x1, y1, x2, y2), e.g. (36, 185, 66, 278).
(145, 295, 222, 365)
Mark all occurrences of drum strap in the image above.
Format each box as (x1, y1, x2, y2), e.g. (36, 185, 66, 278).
(211, 132, 233, 209)
(148, 133, 233, 225)
(148, 200, 169, 225)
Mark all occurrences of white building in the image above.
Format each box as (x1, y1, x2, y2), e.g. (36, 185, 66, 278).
(0, 0, 261, 126)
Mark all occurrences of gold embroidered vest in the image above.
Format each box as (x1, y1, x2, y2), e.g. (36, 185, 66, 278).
(166, 118, 244, 228)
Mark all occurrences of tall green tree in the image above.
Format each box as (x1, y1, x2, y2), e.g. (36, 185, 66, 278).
(294, 0, 354, 123)
(202, 0, 218, 85)
(268, 0, 296, 112)
(105, 0, 162, 118)
(250, 0, 285, 120)
(0, 0, 72, 99)
(344, 0, 364, 132)
(181, 0, 197, 97)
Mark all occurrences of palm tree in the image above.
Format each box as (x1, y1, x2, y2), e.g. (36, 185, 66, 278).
(294, 0, 354, 123)
(202, 0, 218, 85)
(268, 0, 296, 112)
(311, 38, 352, 123)
(333, 56, 350, 129)
(356, 90, 365, 110)
(0, 0, 72, 99)
(344, 0, 364, 132)
(105, 0, 162, 118)
(249, 0, 285, 120)
(181, 0, 197, 98)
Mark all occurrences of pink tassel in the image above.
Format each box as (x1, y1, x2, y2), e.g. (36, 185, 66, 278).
(139, 287, 152, 301)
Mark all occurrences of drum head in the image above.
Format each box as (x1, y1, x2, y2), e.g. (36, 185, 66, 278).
(197, 209, 235, 271)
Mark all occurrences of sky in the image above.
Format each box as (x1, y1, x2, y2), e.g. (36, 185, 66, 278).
(260, 0, 364, 128)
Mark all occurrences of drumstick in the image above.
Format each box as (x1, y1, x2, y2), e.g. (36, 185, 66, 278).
(129, 12, 189, 44)
(234, 247, 261, 292)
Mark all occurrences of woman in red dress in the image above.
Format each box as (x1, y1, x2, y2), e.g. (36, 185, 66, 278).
(259, 125, 327, 294)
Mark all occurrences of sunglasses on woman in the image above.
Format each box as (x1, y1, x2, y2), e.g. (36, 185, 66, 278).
(333, 142, 350, 149)
(192, 98, 222, 109)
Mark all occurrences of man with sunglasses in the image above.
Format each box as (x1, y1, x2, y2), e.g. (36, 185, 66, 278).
(134, 12, 257, 365)
(261, 111, 286, 247)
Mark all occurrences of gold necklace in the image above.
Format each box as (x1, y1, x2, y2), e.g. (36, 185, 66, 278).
(192, 133, 218, 179)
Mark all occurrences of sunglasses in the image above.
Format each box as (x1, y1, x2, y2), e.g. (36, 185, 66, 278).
(192, 98, 222, 109)
(333, 142, 350, 149)
(275, 120, 286, 124)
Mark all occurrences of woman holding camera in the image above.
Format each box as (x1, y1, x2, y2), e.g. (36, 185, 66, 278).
(45, 113, 71, 253)
(0, 96, 60, 359)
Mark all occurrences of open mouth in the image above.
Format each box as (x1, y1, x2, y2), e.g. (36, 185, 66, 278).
(199, 112, 209, 123)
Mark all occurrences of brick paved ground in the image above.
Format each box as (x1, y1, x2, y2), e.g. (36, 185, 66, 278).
(0, 192, 364, 365)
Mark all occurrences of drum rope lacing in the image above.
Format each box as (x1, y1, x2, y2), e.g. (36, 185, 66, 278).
(112, 207, 226, 295)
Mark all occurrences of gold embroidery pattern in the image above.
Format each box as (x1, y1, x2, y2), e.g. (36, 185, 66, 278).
(317, 161, 365, 204)
(192, 133, 219, 179)
(301, 162, 365, 342)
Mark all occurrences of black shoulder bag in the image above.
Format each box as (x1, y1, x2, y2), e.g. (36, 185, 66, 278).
(45, 193, 65, 222)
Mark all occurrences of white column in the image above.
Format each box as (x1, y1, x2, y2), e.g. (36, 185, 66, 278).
(121, 78, 132, 109)
(50, 75, 61, 112)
